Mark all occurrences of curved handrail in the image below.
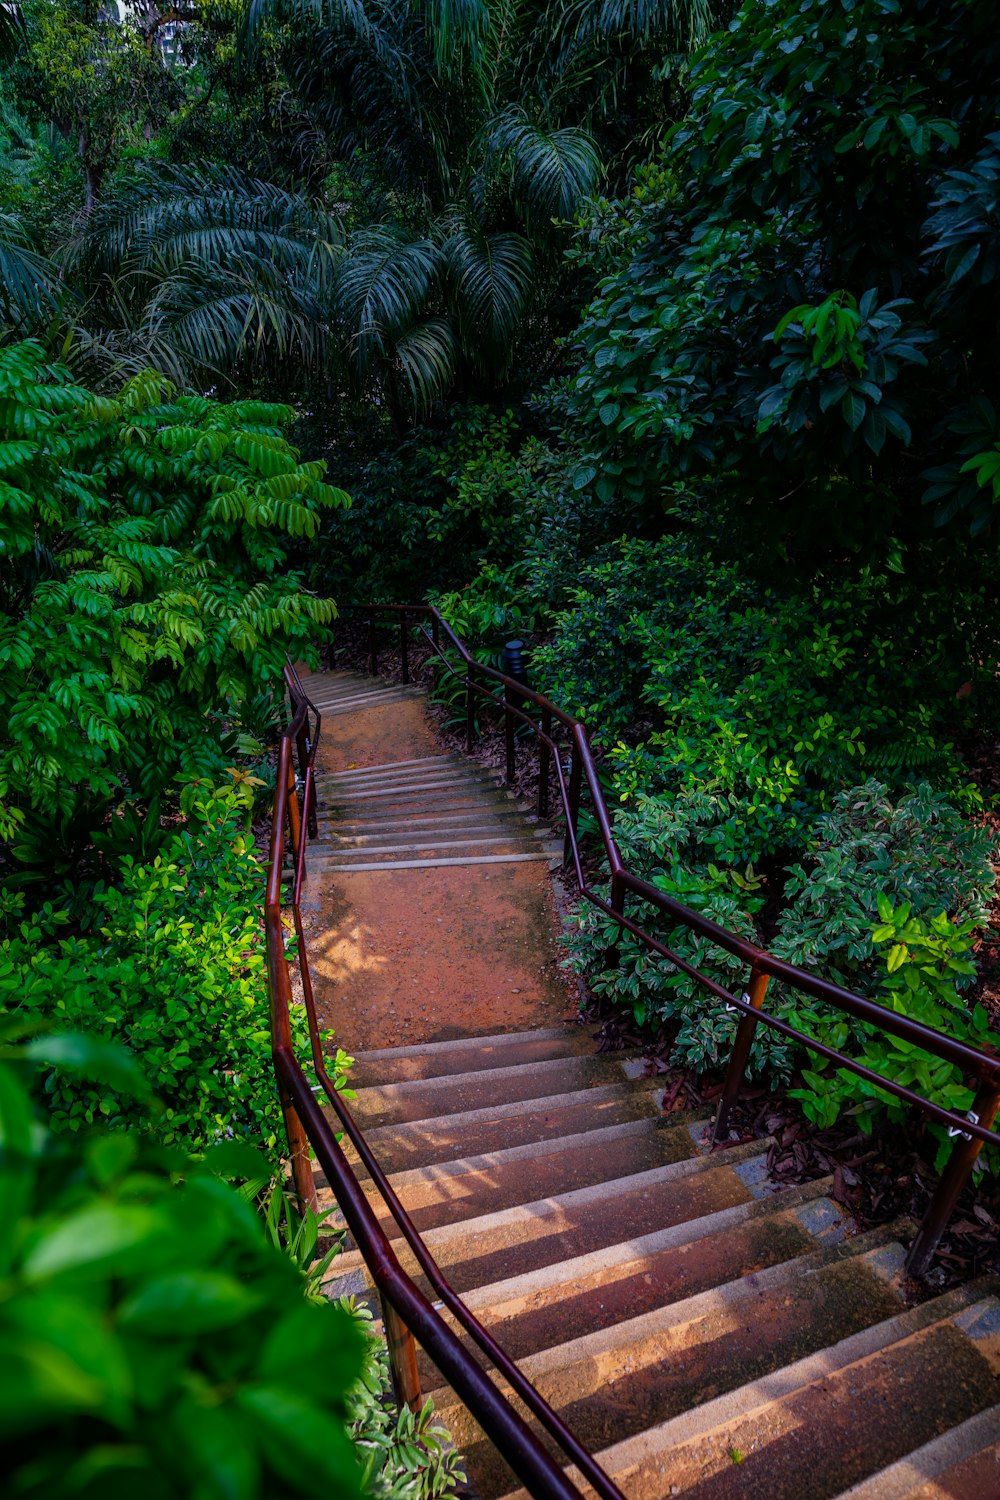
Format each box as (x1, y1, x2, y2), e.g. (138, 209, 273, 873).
(266, 663, 624, 1500)
(340, 603, 1000, 1278)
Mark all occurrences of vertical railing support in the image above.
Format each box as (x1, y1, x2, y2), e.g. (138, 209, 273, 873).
(368, 614, 378, 677)
(430, 614, 440, 692)
(280, 1085, 319, 1214)
(381, 1296, 423, 1413)
(562, 741, 582, 871)
(399, 613, 409, 685)
(712, 963, 771, 1145)
(504, 680, 516, 787)
(465, 661, 475, 753)
(286, 756, 302, 870)
(605, 868, 626, 969)
(905, 1078, 1000, 1278)
(537, 707, 551, 818)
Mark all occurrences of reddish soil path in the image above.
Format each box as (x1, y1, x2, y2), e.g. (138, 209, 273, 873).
(300, 683, 574, 1052)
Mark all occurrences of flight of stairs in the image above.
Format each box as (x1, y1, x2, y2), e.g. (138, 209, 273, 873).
(320, 1026, 1000, 1500)
(296, 669, 561, 874)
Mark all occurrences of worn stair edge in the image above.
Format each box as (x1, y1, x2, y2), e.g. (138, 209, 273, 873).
(349, 1051, 635, 1128)
(324, 775, 501, 801)
(316, 833, 552, 859)
(340, 1078, 668, 1160)
(310, 692, 424, 713)
(328, 1136, 771, 1283)
(345, 1026, 593, 1085)
(454, 1176, 840, 1318)
(505, 1280, 1000, 1500)
(312, 852, 561, 872)
(834, 1402, 1000, 1499)
(318, 753, 455, 776)
(321, 819, 545, 844)
(318, 760, 467, 785)
(324, 1113, 707, 1202)
(318, 807, 530, 833)
(430, 1230, 907, 1409)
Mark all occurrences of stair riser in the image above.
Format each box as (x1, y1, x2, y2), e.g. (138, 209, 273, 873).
(446, 1248, 908, 1497)
(337, 1084, 669, 1174)
(351, 1053, 634, 1129)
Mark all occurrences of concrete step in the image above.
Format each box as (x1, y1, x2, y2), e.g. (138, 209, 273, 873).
(310, 834, 554, 861)
(347, 1026, 596, 1087)
(321, 1113, 709, 1240)
(331, 1138, 775, 1296)
(316, 822, 550, 850)
(439, 1230, 910, 1498)
(835, 1402, 1000, 1498)
(331, 1078, 674, 1175)
(535, 1280, 1000, 1500)
(318, 807, 529, 835)
(450, 1180, 848, 1363)
(349, 1051, 638, 1129)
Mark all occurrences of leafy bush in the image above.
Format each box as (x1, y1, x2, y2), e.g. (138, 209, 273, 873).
(562, 810, 792, 1081)
(1, 781, 351, 1162)
(0, 1031, 368, 1500)
(0, 342, 346, 847)
(785, 900, 991, 1166)
(772, 781, 996, 987)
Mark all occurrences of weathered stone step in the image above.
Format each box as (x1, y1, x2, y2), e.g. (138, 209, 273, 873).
(316, 832, 552, 859)
(525, 1281, 1000, 1500)
(324, 1113, 708, 1240)
(349, 1051, 638, 1129)
(319, 807, 528, 835)
(436, 1232, 909, 1499)
(316, 821, 549, 849)
(453, 1181, 847, 1363)
(348, 1026, 595, 1087)
(834, 1402, 1000, 1498)
(332, 1079, 673, 1175)
(310, 850, 561, 872)
(331, 1139, 774, 1296)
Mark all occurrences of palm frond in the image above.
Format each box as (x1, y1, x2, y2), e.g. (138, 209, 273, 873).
(556, 0, 715, 48)
(393, 316, 457, 410)
(65, 163, 342, 385)
(442, 214, 533, 376)
(488, 109, 601, 238)
(0, 212, 67, 334)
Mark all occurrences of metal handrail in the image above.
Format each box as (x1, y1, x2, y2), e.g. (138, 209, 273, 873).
(339, 603, 1000, 1279)
(266, 662, 624, 1500)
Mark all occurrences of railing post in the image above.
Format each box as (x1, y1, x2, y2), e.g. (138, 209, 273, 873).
(368, 614, 378, 677)
(562, 742, 582, 872)
(399, 612, 409, 685)
(286, 755, 302, 869)
(905, 1078, 1000, 1279)
(430, 614, 440, 692)
(295, 726, 316, 839)
(605, 868, 626, 969)
(465, 661, 475, 753)
(380, 1295, 423, 1413)
(712, 963, 771, 1145)
(537, 707, 551, 818)
(279, 1083, 318, 1214)
(504, 680, 516, 787)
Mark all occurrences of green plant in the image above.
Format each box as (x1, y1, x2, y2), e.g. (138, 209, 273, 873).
(786, 900, 992, 1167)
(344, 1299, 467, 1500)
(0, 1027, 368, 1500)
(562, 828, 791, 1081)
(772, 781, 996, 988)
(1, 780, 354, 1163)
(0, 342, 346, 853)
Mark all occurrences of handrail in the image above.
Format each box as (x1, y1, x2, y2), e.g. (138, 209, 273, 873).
(266, 662, 625, 1500)
(339, 603, 1000, 1279)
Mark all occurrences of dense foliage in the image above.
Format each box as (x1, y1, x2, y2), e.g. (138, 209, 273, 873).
(0, 1029, 368, 1500)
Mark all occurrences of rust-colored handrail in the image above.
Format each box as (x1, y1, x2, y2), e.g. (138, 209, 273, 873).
(341, 604, 1000, 1279)
(266, 662, 624, 1500)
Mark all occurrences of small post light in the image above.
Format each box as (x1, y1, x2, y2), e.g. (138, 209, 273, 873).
(501, 639, 529, 686)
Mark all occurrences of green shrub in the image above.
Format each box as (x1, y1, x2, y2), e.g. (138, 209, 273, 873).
(0, 342, 346, 848)
(562, 809, 792, 1081)
(0, 781, 351, 1163)
(0, 1032, 367, 1500)
(784, 899, 991, 1166)
(772, 781, 996, 988)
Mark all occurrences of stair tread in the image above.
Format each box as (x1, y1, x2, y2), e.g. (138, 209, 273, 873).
(435, 1230, 911, 1496)
(834, 1401, 1000, 1498)
(548, 1280, 1000, 1500)
(348, 1025, 595, 1085)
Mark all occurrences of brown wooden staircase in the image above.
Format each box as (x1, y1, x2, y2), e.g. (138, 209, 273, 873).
(266, 624, 1000, 1500)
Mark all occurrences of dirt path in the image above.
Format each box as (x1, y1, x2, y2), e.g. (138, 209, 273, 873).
(298, 675, 574, 1052)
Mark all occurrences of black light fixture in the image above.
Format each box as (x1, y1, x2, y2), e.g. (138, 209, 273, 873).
(501, 639, 529, 686)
